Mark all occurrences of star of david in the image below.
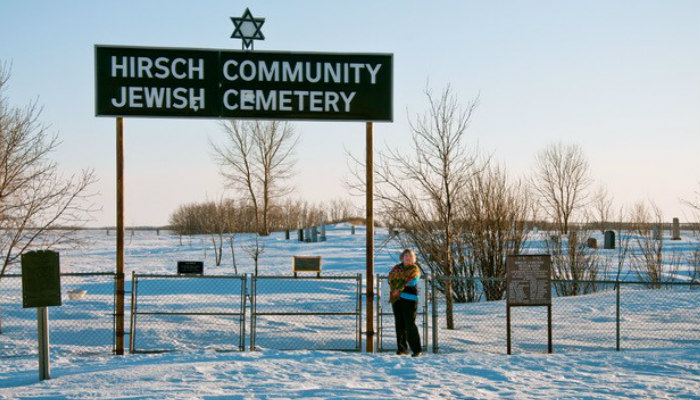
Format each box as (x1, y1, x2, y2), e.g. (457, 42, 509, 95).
(230, 8, 265, 50)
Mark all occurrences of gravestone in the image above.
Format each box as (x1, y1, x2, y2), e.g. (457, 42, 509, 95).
(320, 223, 326, 241)
(304, 227, 312, 243)
(311, 226, 319, 242)
(604, 231, 615, 249)
(587, 237, 597, 249)
(298, 229, 304, 242)
(285, 230, 290, 240)
(351, 225, 355, 235)
(672, 218, 681, 240)
(652, 225, 662, 241)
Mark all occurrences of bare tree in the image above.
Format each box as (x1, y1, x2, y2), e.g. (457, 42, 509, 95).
(0, 66, 96, 278)
(546, 228, 600, 296)
(0, 65, 96, 331)
(531, 142, 591, 234)
(590, 185, 614, 234)
(630, 200, 679, 287)
(245, 234, 266, 276)
(457, 163, 531, 301)
(211, 120, 298, 236)
(682, 190, 700, 283)
(349, 85, 479, 329)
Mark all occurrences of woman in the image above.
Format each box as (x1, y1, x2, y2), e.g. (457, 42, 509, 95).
(388, 248, 422, 357)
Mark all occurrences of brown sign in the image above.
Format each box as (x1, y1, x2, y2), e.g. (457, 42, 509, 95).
(293, 256, 322, 277)
(506, 255, 551, 306)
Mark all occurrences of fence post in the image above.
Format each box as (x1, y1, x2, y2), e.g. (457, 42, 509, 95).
(250, 275, 256, 351)
(241, 274, 247, 351)
(375, 274, 381, 351)
(616, 280, 621, 351)
(358, 273, 363, 352)
(128, 272, 137, 354)
(423, 276, 429, 351)
(431, 273, 439, 354)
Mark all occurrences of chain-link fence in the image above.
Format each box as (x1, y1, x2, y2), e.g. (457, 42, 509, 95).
(0, 273, 116, 358)
(431, 276, 700, 354)
(376, 274, 429, 352)
(251, 274, 362, 351)
(129, 273, 246, 353)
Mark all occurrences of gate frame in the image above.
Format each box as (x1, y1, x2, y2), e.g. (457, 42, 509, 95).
(128, 272, 247, 353)
(250, 274, 363, 351)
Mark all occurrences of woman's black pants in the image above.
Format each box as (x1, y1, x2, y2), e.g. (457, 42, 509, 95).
(391, 298, 421, 354)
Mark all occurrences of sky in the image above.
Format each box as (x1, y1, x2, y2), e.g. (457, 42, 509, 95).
(0, 0, 698, 227)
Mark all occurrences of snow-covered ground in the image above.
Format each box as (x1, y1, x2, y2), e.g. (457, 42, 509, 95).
(0, 348, 698, 399)
(0, 224, 698, 399)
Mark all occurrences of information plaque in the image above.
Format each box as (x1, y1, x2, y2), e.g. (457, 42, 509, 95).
(505, 254, 552, 354)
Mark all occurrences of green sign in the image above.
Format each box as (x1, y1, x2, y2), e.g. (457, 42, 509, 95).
(21, 251, 62, 308)
(95, 45, 393, 121)
(293, 256, 322, 273)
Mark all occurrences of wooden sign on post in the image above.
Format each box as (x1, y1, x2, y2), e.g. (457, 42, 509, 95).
(506, 254, 552, 354)
(293, 256, 322, 278)
(177, 261, 204, 275)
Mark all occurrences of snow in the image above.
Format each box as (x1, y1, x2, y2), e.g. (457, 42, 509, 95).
(1, 349, 698, 399)
(0, 224, 698, 399)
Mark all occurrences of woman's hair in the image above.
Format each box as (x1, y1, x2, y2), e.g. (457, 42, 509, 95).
(400, 248, 416, 260)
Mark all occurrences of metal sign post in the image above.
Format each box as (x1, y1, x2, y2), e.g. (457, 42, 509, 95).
(37, 307, 50, 380)
(21, 250, 61, 381)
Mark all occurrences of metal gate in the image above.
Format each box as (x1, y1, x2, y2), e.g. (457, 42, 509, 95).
(129, 273, 247, 353)
(376, 274, 429, 352)
(251, 274, 362, 351)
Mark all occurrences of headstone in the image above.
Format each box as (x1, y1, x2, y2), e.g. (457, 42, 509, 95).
(304, 227, 312, 243)
(298, 229, 304, 242)
(320, 224, 327, 242)
(351, 225, 355, 235)
(285, 230, 290, 240)
(604, 231, 615, 249)
(652, 225, 662, 241)
(672, 218, 681, 240)
(311, 226, 319, 242)
(586, 237, 597, 249)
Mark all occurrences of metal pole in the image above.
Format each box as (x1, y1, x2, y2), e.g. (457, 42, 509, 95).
(128, 271, 137, 353)
(115, 117, 125, 355)
(37, 307, 50, 380)
(376, 275, 381, 351)
(250, 275, 256, 351)
(547, 305, 553, 354)
(365, 121, 375, 353)
(616, 280, 621, 351)
(241, 275, 247, 351)
(506, 305, 511, 355)
(431, 274, 439, 354)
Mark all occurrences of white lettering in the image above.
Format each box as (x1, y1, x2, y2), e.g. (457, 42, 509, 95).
(223, 60, 239, 81)
(366, 64, 382, 85)
(240, 60, 256, 81)
(171, 58, 187, 79)
(340, 91, 356, 112)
